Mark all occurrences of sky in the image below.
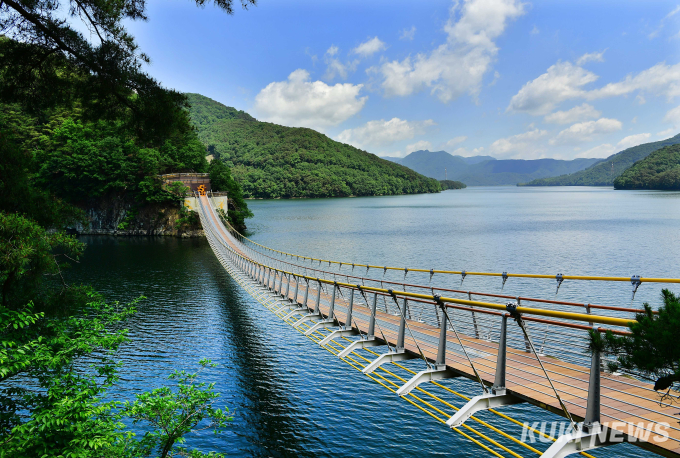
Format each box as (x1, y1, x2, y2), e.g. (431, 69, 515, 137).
(123, 0, 680, 160)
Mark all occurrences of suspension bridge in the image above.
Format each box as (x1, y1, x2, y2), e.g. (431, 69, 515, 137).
(195, 193, 680, 458)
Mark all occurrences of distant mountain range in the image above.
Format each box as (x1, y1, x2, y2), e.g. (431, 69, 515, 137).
(383, 150, 601, 186)
(520, 133, 680, 186)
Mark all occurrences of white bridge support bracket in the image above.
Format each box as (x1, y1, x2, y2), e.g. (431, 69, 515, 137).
(540, 424, 609, 458)
(319, 327, 358, 346)
(396, 366, 459, 396)
(362, 349, 416, 374)
(304, 319, 335, 336)
(283, 307, 307, 321)
(337, 337, 382, 359)
(446, 392, 523, 427)
(292, 313, 324, 328)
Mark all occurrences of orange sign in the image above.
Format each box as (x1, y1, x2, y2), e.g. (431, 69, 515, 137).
(197, 184, 206, 196)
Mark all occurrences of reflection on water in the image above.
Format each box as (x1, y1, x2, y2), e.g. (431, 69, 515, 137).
(67, 186, 676, 457)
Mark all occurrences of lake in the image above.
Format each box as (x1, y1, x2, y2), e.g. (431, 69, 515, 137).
(69, 186, 679, 457)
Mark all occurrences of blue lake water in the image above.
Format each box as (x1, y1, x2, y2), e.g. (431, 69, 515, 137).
(69, 186, 680, 457)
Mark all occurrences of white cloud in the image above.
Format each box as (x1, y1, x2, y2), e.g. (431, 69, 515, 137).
(336, 118, 435, 149)
(406, 140, 433, 153)
(254, 69, 367, 130)
(575, 143, 616, 158)
(507, 62, 599, 115)
(452, 146, 485, 156)
(587, 62, 680, 100)
(658, 128, 677, 138)
(400, 26, 417, 41)
(381, 0, 525, 102)
(649, 6, 680, 39)
(323, 46, 359, 81)
(530, 25, 539, 35)
(544, 103, 601, 124)
(576, 50, 606, 66)
(549, 118, 622, 145)
(664, 104, 680, 125)
(352, 37, 387, 57)
(617, 133, 651, 150)
(489, 128, 548, 158)
(444, 136, 468, 149)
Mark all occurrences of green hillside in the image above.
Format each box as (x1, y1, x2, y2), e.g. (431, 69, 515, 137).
(521, 134, 680, 186)
(185, 93, 440, 198)
(614, 144, 680, 190)
(439, 180, 466, 190)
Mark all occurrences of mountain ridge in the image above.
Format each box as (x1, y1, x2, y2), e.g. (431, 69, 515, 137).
(185, 93, 441, 198)
(520, 134, 680, 186)
(385, 150, 601, 185)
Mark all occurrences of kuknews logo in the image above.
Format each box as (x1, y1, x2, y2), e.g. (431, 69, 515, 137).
(521, 421, 671, 444)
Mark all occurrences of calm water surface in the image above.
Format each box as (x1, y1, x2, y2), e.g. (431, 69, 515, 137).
(69, 186, 680, 457)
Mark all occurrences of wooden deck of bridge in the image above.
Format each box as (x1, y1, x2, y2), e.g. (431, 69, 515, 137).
(200, 195, 680, 458)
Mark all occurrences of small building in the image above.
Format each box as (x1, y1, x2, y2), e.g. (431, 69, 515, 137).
(160, 173, 228, 213)
(160, 173, 211, 193)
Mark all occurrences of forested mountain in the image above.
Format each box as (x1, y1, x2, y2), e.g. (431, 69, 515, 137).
(185, 93, 440, 198)
(521, 134, 680, 186)
(613, 144, 680, 190)
(385, 150, 600, 185)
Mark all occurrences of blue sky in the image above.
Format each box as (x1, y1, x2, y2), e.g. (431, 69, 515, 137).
(126, 0, 680, 160)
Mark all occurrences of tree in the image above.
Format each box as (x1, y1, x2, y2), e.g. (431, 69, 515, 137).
(1, 1, 256, 142)
(590, 289, 680, 397)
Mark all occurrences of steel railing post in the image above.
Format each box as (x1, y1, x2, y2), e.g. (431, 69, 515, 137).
(583, 333, 601, 433)
(435, 305, 447, 368)
(493, 313, 509, 394)
(397, 298, 407, 351)
(345, 289, 355, 328)
(328, 283, 337, 319)
(368, 293, 378, 338)
(313, 279, 322, 314)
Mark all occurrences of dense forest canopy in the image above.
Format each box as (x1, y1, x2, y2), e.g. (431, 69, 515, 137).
(521, 134, 680, 186)
(614, 144, 680, 190)
(0, 1, 255, 456)
(186, 93, 441, 198)
(439, 180, 466, 190)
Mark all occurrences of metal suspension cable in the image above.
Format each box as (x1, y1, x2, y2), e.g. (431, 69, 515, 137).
(438, 298, 489, 394)
(509, 306, 578, 434)
(388, 293, 433, 370)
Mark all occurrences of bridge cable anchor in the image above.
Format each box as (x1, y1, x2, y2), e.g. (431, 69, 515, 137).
(501, 272, 508, 290)
(555, 273, 564, 295)
(460, 270, 466, 286)
(429, 269, 435, 282)
(630, 275, 642, 301)
(404, 267, 408, 280)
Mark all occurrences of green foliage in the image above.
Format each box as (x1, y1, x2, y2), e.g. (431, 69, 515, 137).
(439, 180, 467, 190)
(590, 289, 680, 393)
(522, 133, 680, 186)
(186, 93, 441, 199)
(0, 212, 84, 310)
(32, 116, 208, 204)
(613, 144, 680, 190)
(122, 359, 233, 458)
(0, 295, 231, 458)
(175, 206, 201, 232)
(208, 159, 252, 229)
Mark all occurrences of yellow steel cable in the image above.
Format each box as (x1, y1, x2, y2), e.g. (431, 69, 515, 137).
(215, 210, 680, 285)
(220, 247, 637, 327)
